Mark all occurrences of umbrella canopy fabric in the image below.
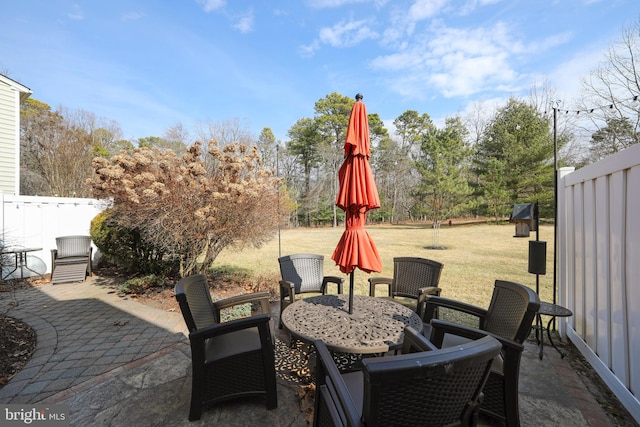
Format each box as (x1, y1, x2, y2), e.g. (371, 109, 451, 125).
(331, 96, 382, 275)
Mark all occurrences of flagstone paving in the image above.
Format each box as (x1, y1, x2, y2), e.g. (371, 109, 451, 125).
(0, 276, 629, 426)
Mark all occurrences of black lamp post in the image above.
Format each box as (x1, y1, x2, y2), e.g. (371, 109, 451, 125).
(528, 201, 546, 295)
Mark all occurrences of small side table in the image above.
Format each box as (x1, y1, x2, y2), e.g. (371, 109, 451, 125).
(536, 301, 573, 360)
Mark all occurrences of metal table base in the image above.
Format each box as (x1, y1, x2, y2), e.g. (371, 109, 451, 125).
(535, 301, 573, 360)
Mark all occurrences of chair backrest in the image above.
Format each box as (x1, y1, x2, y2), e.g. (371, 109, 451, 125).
(175, 274, 216, 332)
(392, 257, 443, 298)
(483, 279, 540, 343)
(55, 235, 91, 258)
(361, 334, 502, 426)
(278, 254, 325, 294)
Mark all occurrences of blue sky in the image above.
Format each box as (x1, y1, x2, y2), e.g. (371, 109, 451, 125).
(1, 0, 638, 143)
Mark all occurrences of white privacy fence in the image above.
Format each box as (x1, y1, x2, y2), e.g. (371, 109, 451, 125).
(0, 193, 108, 278)
(558, 142, 640, 423)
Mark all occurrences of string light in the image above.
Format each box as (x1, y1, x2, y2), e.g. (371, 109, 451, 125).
(544, 95, 639, 115)
(544, 93, 639, 305)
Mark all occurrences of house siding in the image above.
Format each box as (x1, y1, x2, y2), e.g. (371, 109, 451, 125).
(0, 80, 18, 195)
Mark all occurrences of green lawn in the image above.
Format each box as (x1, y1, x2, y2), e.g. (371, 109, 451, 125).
(214, 222, 556, 308)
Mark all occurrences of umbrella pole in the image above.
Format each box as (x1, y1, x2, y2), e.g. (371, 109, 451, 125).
(349, 271, 354, 314)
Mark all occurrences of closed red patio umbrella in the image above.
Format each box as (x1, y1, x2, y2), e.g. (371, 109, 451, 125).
(331, 93, 382, 314)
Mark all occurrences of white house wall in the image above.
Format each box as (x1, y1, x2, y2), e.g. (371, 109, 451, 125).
(0, 81, 19, 195)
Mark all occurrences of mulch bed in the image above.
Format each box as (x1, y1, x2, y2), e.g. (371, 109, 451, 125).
(1, 277, 45, 388)
(0, 314, 36, 388)
(0, 276, 40, 388)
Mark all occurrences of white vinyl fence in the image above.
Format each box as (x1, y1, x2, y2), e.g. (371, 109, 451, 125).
(0, 193, 108, 279)
(558, 142, 640, 423)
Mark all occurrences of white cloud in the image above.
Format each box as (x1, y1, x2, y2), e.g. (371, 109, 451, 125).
(408, 0, 449, 21)
(427, 24, 514, 57)
(122, 12, 144, 21)
(195, 0, 253, 34)
(523, 31, 573, 54)
(306, 0, 367, 8)
(196, 0, 226, 13)
(233, 10, 254, 33)
(318, 19, 379, 48)
(301, 18, 379, 56)
(381, 0, 450, 46)
(371, 20, 566, 99)
(458, 0, 503, 15)
(67, 5, 84, 21)
(299, 40, 321, 57)
(370, 50, 425, 71)
(548, 41, 609, 104)
(429, 51, 518, 97)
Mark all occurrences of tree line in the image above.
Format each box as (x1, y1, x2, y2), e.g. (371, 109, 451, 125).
(19, 19, 640, 230)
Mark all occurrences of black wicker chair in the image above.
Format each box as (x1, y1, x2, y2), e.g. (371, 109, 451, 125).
(313, 327, 502, 427)
(421, 279, 540, 427)
(175, 274, 277, 421)
(278, 254, 344, 328)
(368, 257, 444, 316)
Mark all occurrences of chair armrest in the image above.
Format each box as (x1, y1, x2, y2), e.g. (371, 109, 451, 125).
(279, 280, 296, 301)
(322, 276, 344, 294)
(422, 295, 488, 323)
(429, 319, 523, 354)
(416, 287, 442, 315)
(190, 313, 272, 342)
(213, 291, 271, 315)
(418, 286, 441, 297)
(368, 277, 392, 297)
(50, 249, 58, 269)
(402, 326, 437, 353)
(189, 314, 274, 369)
(314, 339, 362, 427)
(88, 247, 93, 273)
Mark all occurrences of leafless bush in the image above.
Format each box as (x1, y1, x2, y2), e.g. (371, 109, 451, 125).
(88, 140, 287, 277)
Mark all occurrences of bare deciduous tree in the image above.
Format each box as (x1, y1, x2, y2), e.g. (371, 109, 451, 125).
(579, 18, 640, 163)
(20, 100, 97, 196)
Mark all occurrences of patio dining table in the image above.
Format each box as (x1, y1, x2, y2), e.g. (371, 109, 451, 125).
(1, 247, 43, 280)
(280, 293, 423, 355)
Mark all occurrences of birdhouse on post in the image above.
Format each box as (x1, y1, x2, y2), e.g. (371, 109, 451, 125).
(509, 203, 536, 237)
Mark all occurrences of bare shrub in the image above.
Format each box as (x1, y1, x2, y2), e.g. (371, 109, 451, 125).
(88, 140, 285, 277)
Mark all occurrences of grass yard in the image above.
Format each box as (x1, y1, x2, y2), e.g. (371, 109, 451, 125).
(214, 222, 556, 308)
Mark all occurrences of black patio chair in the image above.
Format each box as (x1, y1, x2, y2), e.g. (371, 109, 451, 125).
(175, 274, 277, 421)
(313, 326, 502, 427)
(278, 253, 344, 328)
(368, 256, 444, 316)
(421, 279, 540, 427)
